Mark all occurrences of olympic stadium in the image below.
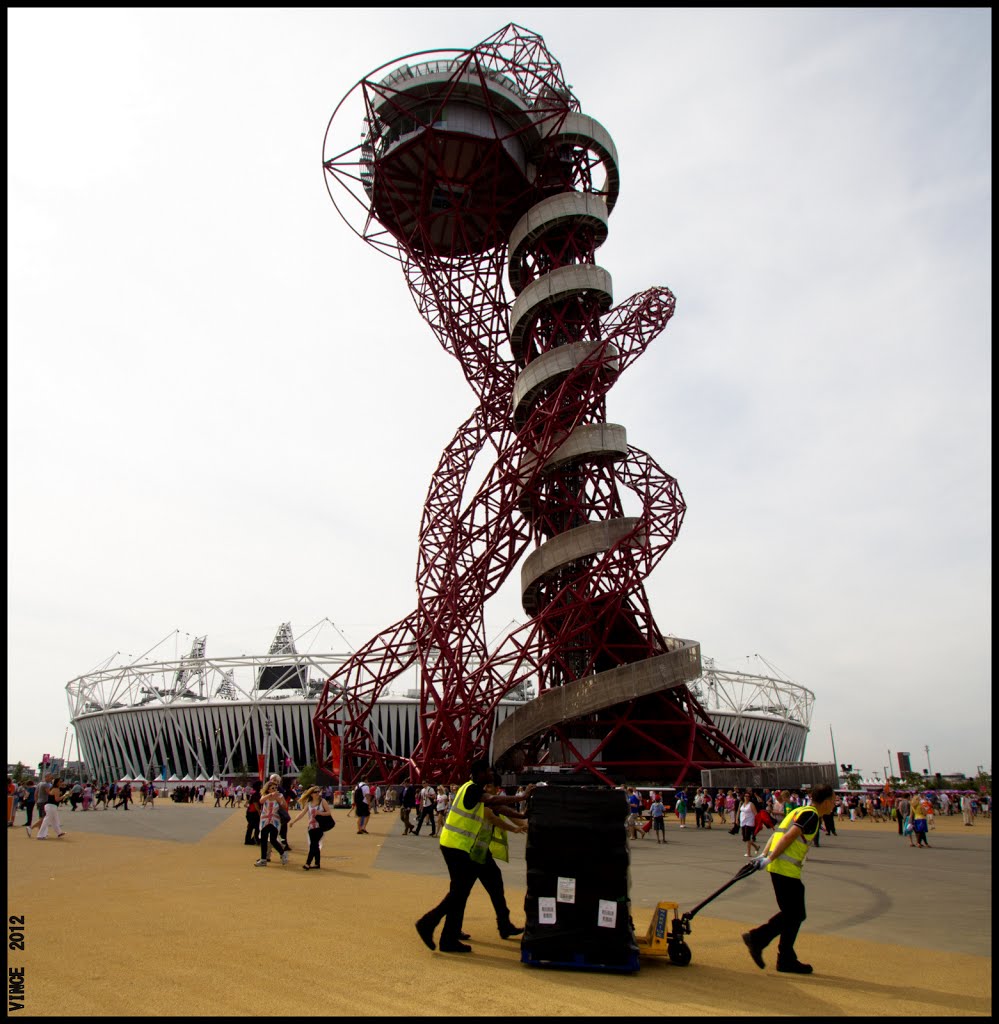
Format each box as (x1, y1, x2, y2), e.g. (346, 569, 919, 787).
(67, 624, 814, 783)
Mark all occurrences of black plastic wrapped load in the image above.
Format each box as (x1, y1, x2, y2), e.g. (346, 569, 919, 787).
(521, 786, 639, 972)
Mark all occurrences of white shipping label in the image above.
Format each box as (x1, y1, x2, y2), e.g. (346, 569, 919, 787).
(556, 877, 576, 903)
(598, 900, 618, 928)
(538, 897, 557, 924)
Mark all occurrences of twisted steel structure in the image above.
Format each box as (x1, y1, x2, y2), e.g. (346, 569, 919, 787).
(316, 23, 751, 786)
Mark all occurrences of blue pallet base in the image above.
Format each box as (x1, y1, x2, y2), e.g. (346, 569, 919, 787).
(521, 948, 640, 973)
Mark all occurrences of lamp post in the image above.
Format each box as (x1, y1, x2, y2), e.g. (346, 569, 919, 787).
(264, 714, 272, 779)
(925, 744, 933, 777)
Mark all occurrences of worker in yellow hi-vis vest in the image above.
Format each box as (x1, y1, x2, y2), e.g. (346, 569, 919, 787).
(415, 759, 534, 954)
(741, 783, 836, 975)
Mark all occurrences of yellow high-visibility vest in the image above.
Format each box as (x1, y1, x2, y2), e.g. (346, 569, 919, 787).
(490, 825, 509, 863)
(440, 780, 485, 854)
(767, 804, 820, 879)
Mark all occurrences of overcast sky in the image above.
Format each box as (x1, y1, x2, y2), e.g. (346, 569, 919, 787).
(8, 8, 991, 780)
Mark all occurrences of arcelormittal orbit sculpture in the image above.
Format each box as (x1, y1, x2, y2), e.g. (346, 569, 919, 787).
(316, 24, 751, 786)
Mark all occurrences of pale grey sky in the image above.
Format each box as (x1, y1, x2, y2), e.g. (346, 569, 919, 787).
(8, 8, 991, 780)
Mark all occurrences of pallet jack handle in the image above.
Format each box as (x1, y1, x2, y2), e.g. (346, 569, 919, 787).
(681, 861, 759, 928)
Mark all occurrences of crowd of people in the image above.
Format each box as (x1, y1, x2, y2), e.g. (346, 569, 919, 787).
(7, 776, 156, 833)
(616, 785, 991, 847)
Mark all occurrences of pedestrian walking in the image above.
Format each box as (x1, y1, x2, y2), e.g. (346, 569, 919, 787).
(290, 786, 335, 870)
(254, 779, 289, 867)
(436, 784, 450, 834)
(649, 794, 667, 844)
(26, 775, 54, 838)
(740, 793, 760, 856)
(726, 790, 738, 832)
(910, 794, 931, 848)
(35, 777, 69, 840)
(741, 784, 836, 975)
(353, 781, 370, 834)
(400, 781, 418, 835)
(413, 783, 438, 836)
(20, 780, 37, 827)
(244, 781, 261, 846)
(961, 793, 974, 826)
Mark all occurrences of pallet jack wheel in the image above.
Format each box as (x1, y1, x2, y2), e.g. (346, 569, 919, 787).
(668, 942, 692, 966)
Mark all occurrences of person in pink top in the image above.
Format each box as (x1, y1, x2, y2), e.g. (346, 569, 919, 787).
(290, 786, 334, 870)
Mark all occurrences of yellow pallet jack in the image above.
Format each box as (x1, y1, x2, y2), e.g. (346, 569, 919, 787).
(636, 861, 758, 965)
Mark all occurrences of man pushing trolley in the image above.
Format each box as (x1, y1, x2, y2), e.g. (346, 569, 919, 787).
(741, 783, 836, 974)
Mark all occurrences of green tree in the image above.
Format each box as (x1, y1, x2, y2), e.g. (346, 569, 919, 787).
(844, 771, 863, 790)
(974, 769, 991, 795)
(901, 770, 928, 792)
(11, 762, 29, 784)
(298, 762, 318, 789)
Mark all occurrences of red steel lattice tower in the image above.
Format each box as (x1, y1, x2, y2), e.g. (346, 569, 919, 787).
(316, 23, 751, 787)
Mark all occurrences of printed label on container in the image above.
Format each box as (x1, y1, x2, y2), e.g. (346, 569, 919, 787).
(538, 897, 557, 924)
(556, 877, 576, 903)
(598, 900, 618, 928)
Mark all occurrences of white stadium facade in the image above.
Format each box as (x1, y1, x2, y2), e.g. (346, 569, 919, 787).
(67, 626, 814, 783)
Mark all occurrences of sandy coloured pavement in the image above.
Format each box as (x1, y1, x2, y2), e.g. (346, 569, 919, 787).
(6, 801, 991, 1017)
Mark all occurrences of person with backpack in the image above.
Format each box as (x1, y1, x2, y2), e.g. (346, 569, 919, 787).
(353, 780, 370, 834)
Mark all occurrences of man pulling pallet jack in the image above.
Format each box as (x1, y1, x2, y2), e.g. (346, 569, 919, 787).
(742, 783, 836, 974)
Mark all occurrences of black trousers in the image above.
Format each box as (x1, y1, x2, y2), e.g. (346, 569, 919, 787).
(694, 806, 705, 828)
(260, 824, 284, 860)
(423, 847, 513, 943)
(749, 872, 807, 964)
(473, 853, 512, 926)
(823, 813, 837, 836)
(306, 826, 322, 867)
(414, 806, 437, 835)
(22, 802, 36, 826)
(244, 810, 260, 845)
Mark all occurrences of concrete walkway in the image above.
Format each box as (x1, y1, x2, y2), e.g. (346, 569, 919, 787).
(6, 804, 991, 1016)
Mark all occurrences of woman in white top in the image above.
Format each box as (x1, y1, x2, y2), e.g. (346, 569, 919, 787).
(290, 786, 334, 870)
(435, 785, 450, 833)
(739, 794, 760, 857)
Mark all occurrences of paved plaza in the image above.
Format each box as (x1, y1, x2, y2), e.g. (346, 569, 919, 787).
(6, 801, 991, 1016)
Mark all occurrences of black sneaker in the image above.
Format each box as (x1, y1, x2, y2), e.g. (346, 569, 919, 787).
(742, 932, 765, 969)
(499, 923, 524, 939)
(438, 941, 472, 953)
(415, 917, 436, 951)
(777, 960, 813, 974)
